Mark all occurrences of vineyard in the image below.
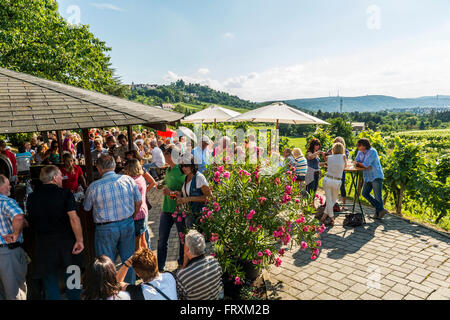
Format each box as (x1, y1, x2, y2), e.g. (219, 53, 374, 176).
(307, 128, 450, 231)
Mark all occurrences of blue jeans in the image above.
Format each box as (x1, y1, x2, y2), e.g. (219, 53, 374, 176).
(134, 215, 150, 249)
(362, 178, 384, 214)
(157, 212, 186, 271)
(42, 271, 81, 300)
(143, 163, 159, 179)
(306, 172, 320, 195)
(94, 217, 136, 284)
(340, 172, 347, 198)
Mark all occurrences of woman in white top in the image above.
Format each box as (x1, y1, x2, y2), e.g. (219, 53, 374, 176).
(81, 255, 131, 300)
(176, 154, 212, 229)
(321, 142, 346, 226)
(118, 248, 178, 300)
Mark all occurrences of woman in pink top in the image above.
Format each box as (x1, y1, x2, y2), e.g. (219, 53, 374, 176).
(124, 159, 156, 250)
(62, 132, 76, 156)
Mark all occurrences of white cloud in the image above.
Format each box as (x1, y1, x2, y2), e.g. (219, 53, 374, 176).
(163, 39, 450, 102)
(222, 32, 235, 39)
(90, 3, 125, 12)
(197, 68, 210, 75)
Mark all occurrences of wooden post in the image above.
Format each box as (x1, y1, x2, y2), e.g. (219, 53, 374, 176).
(56, 130, 63, 164)
(81, 128, 94, 184)
(127, 125, 133, 151)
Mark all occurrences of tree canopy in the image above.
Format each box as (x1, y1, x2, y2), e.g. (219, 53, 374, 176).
(0, 0, 127, 96)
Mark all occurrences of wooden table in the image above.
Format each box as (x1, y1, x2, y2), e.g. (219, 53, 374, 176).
(343, 166, 366, 215)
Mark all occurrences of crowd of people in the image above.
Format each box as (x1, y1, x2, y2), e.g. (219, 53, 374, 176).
(0, 126, 386, 300)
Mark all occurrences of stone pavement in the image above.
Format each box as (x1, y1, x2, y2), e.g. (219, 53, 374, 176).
(146, 188, 450, 300)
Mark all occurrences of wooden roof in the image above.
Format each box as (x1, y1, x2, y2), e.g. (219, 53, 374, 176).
(0, 67, 184, 134)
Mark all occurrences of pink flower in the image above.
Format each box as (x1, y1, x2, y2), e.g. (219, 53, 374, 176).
(258, 197, 267, 204)
(202, 207, 207, 212)
(316, 240, 322, 247)
(296, 216, 305, 224)
(301, 241, 308, 250)
(313, 248, 320, 256)
(303, 226, 309, 232)
(235, 208, 240, 214)
(275, 258, 282, 267)
(181, 211, 186, 218)
(285, 185, 292, 194)
(223, 171, 230, 179)
(265, 249, 272, 256)
(218, 166, 224, 173)
(177, 216, 182, 222)
(294, 198, 300, 203)
(215, 206, 220, 212)
(292, 176, 297, 182)
(257, 251, 263, 257)
(211, 253, 215, 257)
(247, 210, 255, 220)
(210, 233, 219, 242)
(278, 249, 285, 256)
(274, 178, 281, 185)
(311, 255, 317, 260)
(244, 171, 251, 176)
(252, 260, 259, 265)
(234, 277, 242, 285)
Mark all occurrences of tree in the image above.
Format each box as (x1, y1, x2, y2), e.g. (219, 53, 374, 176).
(327, 117, 355, 147)
(383, 137, 426, 215)
(0, 0, 123, 96)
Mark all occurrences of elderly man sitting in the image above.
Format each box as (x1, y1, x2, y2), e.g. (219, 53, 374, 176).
(176, 230, 223, 300)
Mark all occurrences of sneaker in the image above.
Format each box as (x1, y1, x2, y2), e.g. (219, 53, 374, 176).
(377, 209, 388, 220)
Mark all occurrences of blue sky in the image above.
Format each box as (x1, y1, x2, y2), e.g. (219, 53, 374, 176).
(57, 0, 450, 101)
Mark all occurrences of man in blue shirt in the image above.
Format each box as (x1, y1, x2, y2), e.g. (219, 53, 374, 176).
(192, 136, 211, 173)
(0, 175, 27, 300)
(354, 138, 388, 220)
(84, 154, 142, 284)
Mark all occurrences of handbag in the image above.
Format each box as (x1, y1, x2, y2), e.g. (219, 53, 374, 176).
(343, 213, 365, 227)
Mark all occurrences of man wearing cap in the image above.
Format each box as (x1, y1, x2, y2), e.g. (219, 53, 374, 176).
(192, 136, 211, 173)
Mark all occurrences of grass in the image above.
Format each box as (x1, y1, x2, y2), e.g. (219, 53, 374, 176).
(284, 137, 307, 154)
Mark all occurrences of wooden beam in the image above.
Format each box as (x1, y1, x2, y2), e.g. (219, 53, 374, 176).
(127, 124, 133, 151)
(55, 130, 63, 164)
(145, 123, 167, 132)
(81, 128, 94, 184)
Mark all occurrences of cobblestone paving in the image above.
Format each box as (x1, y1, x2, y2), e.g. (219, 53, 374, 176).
(267, 204, 450, 300)
(147, 188, 180, 272)
(147, 189, 450, 300)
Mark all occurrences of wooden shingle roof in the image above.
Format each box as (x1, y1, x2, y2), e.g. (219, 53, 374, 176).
(0, 67, 184, 134)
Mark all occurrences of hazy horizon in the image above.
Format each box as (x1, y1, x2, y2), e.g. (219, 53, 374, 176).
(57, 0, 450, 102)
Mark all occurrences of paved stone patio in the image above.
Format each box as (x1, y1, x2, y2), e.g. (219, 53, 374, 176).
(147, 188, 450, 300)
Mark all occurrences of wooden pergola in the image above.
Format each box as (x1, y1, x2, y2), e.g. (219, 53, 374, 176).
(0, 67, 184, 182)
(0, 67, 184, 266)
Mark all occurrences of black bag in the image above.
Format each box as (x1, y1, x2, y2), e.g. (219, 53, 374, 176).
(343, 213, 365, 227)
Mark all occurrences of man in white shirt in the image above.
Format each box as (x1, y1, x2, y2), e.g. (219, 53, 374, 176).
(192, 136, 211, 173)
(143, 141, 166, 179)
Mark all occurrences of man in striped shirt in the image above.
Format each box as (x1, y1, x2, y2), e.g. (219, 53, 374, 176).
(176, 230, 224, 300)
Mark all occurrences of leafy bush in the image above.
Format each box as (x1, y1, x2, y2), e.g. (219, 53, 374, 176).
(197, 157, 323, 285)
(305, 127, 333, 152)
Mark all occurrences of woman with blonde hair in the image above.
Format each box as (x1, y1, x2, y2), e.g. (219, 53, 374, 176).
(321, 142, 346, 226)
(292, 148, 307, 183)
(325, 137, 350, 208)
(123, 159, 156, 250)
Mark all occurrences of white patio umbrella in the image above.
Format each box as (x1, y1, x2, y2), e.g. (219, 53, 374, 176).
(176, 126, 197, 143)
(228, 102, 329, 128)
(228, 102, 329, 147)
(181, 105, 241, 128)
